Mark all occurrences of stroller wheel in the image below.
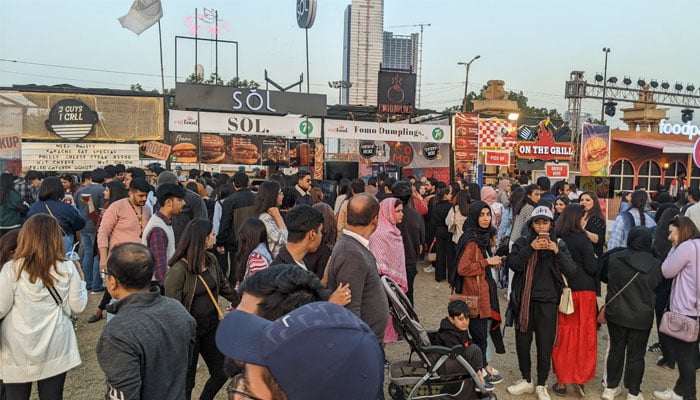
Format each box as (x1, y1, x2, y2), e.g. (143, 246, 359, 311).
(477, 392, 497, 400)
(388, 383, 405, 400)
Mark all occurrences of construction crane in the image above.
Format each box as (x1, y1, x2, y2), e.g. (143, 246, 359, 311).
(388, 22, 431, 108)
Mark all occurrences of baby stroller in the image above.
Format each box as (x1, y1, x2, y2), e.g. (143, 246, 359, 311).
(381, 275, 496, 400)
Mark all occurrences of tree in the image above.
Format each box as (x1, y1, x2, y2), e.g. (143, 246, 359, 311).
(586, 117, 608, 126)
(443, 91, 480, 113)
(445, 88, 563, 119)
(184, 73, 260, 88)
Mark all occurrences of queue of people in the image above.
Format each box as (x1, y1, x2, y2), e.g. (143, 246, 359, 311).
(0, 166, 698, 400)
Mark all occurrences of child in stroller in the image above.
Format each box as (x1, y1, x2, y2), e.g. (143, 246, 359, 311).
(436, 300, 493, 392)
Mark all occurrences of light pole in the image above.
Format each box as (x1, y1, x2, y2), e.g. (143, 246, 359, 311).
(458, 55, 481, 112)
(601, 47, 611, 121)
(328, 80, 352, 105)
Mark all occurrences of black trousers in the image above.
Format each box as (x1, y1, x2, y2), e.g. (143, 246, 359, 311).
(435, 233, 454, 282)
(515, 301, 558, 386)
(670, 333, 700, 400)
(186, 323, 228, 400)
(655, 279, 676, 367)
(4, 372, 66, 400)
(469, 317, 490, 370)
(406, 263, 417, 305)
(605, 321, 650, 396)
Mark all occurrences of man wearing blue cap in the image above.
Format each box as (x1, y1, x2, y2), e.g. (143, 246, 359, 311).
(216, 301, 384, 400)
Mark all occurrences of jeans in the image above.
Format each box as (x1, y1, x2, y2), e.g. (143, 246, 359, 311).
(79, 233, 95, 290)
(91, 255, 104, 291)
(62, 235, 74, 256)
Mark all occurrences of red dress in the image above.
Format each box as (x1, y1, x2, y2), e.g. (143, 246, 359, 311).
(551, 290, 598, 384)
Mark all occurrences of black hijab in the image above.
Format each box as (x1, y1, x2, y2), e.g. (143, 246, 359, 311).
(462, 200, 493, 251)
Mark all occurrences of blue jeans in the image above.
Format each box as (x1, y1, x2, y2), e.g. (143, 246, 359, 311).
(91, 255, 104, 291)
(79, 232, 95, 290)
(62, 235, 74, 255)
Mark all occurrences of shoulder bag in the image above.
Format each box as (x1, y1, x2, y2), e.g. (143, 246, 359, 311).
(450, 244, 481, 318)
(198, 274, 225, 320)
(559, 274, 574, 315)
(427, 239, 437, 262)
(597, 272, 640, 324)
(447, 206, 458, 234)
(659, 241, 700, 342)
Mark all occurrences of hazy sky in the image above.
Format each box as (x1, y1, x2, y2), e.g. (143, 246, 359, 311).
(1, 0, 698, 126)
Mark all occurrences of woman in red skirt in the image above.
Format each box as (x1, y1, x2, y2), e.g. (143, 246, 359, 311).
(551, 204, 599, 396)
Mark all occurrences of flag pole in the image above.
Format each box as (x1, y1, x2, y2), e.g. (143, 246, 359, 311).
(158, 20, 166, 95)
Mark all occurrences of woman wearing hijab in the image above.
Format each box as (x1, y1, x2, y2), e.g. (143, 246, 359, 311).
(369, 197, 406, 344)
(481, 186, 504, 230)
(454, 200, 503, 384)
(506, 206, 577, 400)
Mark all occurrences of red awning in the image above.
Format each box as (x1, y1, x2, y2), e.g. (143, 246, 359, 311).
(612, 137, 694, 154)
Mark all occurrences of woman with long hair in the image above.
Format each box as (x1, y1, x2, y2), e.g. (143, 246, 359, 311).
(0, 214, 87, 400)
(255, 181, 287, 258)
(305, 202, 337, 280)
(653, 216, 700, 400)
(212, 183, 233, 237)
(27, 176, 86, 254)
(553, 195, 570, 222)
(506, 206, 576, 399)
(608, 189, 656, 250)
(86, 180, 128, 324)
(165, 218, 239, 400)
(551, 204, 598, 396)
(579, 190, 607, 258)
(234, 217, 272, 284)
(619, 191, 632, 213)
(429, 182, 454, 282)
(446, 189, 471, 244)
(510, 184, 541, 248)
(454, 200, 504, 386)
(334, 178, 352, 213)
(369, 197, 406, 344)
(59, 174, 78, 205)
(0, 173, 27, 236)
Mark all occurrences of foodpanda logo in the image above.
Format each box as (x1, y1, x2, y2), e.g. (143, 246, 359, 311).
(659, 119, 700, 140)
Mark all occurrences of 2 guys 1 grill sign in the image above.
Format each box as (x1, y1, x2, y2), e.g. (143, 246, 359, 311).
(45, 99, 99, 140)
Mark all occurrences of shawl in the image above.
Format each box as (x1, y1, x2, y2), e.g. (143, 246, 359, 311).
(369, 198, 407, 291)
(461, 201, 493, 253)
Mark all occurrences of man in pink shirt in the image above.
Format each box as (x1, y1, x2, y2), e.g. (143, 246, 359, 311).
(98, 178, 152, 273)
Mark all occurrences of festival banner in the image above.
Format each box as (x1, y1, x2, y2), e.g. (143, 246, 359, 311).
(580, 123, 610, 176)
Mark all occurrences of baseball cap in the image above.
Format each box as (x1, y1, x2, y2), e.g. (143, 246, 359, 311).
(175, 166, 182, 170)
(216, 302, 384, 400)
(531, 205, 554, 221)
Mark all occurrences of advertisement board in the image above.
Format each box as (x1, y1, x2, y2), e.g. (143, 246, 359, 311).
(484, 150, 510, 166)
(169, 110, 322, 139)
(580, 123, 610, 176)
(324, 120, 449, 144)
(22, 143, 139, 171)
(376, 70, 417, 115)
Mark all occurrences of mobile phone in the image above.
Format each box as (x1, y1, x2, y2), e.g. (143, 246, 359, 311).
(538, 232, 550, 241)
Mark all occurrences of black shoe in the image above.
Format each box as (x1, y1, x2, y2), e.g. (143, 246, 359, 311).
(551, 383, 567, 397)
(87, 314, 103, 323)
(648, 342, 662, 352)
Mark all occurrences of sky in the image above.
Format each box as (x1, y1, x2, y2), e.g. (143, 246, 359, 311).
(1, 0, 699, 127)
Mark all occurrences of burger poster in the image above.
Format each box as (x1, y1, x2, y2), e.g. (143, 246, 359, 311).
(580, 124, 610, 176)
(170, 133, 199, 163)
(231, 136, 262, 165)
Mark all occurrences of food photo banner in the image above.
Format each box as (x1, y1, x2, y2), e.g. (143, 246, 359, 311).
(324, 120, 450, 144)
(169, 110, 322, 139)
(580, 123, 610, 176)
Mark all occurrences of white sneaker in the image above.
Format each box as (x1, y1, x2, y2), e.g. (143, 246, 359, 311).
(508, 379, 536, 395)
(602, 387, 622, 400)
(423, 265, 435, 273)
(536, 385, 551, 400)
(653, 389, 682, 400)
(627, 394, 644, 400)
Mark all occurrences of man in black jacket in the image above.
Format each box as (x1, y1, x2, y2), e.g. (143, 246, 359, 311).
(392, 181, 424, 304)
(215, 172, 256, 284)
(270, 205, 324, 271)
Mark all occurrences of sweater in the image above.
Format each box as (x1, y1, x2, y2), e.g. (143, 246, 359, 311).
(397, 206, 425, 267)
(558, 231, 598, 291)
(0, 259, 87, 383)
(661, 239, 700, 317)
(97, 197, 152, 251)
(0, 190, 26, 230)
(97, 290, 196, 400)
(327, 233, 389, 342)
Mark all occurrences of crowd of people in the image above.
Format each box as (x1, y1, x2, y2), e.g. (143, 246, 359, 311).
(0, 165, 698, 400)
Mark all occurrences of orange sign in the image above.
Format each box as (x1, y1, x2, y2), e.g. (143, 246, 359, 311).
(515, 124, 573, 161)
(545, 162, 569, 178)
(139, 141, 172, 160)
(484, 151, 510, 166)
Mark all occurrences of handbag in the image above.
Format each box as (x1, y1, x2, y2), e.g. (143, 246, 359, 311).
(559, 274, 574, 315)
(659, 240, 700, 342)
(447, 206, 458, 234)
(198, 274, 225, 320)
(597, 272, 640, 324)
(427, 239, 437, 262)
(450, 246, 481, 318)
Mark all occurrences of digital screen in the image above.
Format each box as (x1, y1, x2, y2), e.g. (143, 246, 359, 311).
(575, 176, 616, 199)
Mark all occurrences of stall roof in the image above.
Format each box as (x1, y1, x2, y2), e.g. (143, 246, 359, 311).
(613, 137, 694, 154)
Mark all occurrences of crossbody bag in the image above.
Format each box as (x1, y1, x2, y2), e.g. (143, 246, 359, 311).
(597, 272, 640, 324)
(659, 241, 700, 342)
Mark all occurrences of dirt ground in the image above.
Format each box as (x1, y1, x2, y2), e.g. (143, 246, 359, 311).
(55, 260, 679, 400)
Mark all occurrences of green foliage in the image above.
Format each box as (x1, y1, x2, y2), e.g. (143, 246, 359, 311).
(586, 117, 608, 126)
(443, 91, 479, 113)
(184, 73, 260, 89)
(446, 88, 562, 119)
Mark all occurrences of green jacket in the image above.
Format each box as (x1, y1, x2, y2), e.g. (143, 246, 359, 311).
(0, 190, 26, 229)
(164, 252, 239, 313)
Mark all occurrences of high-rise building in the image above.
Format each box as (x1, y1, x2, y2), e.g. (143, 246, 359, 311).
(382, 32, 418, 72)
(342, 0, 384, 106)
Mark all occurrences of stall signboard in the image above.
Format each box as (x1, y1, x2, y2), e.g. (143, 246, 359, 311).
(0, 133, 21, 175)
(478, 117, 517, 150)
(139, 141, 172, 160)
(390, 142, 414, 167)
(0, 90, 164, 141)
(694, 139, 700, 169)
(169, 110, 322, 139)
(175, 83, 327, 116)
(377, 70, 417, 115)
(580, 123, 610, 176)
(453, 113, 479, 179)
(359, 141, 377, 158)
(422, 143, 439, 160)
(484, 150, 510, 166)
(324, 120, 449, 144)
(22, 142, 139, 171)
(545, 162, 569, 178)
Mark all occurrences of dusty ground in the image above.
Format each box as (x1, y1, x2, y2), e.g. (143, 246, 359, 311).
(54, 260, 679, 400)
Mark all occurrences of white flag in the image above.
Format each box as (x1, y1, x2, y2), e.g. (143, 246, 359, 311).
(119, 0, 163, 35)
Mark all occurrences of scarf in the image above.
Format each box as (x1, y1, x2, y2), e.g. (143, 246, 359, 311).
(461, 201, 493, 252)
(518, 251, 538, 333)
(369, 198, 407, 291)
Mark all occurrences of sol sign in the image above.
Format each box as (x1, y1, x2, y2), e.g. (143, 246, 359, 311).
(659, 119, 700, 141)
(545, 162, 569, 178)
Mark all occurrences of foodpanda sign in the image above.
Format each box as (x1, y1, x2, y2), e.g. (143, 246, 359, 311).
(659, 119, 700, 140)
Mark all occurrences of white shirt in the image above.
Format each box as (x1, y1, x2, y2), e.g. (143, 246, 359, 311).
(343, 229, 370, 249)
